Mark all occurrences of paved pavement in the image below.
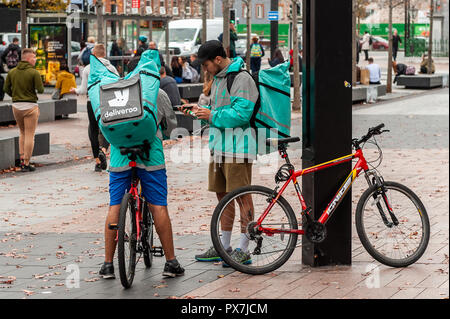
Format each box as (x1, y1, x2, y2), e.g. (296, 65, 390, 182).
(0, 87, 448, 300)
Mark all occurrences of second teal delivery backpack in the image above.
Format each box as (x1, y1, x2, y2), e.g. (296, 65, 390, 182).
(226, 60, 292, 154)
(88, 50, 161, 149)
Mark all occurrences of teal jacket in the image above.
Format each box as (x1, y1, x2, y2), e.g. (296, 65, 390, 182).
(206, 57, 259, 161)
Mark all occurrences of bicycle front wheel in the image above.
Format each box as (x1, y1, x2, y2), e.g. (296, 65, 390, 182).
(356, 181, 430, 267)
(211, 185, 298, 275)
(117, 193, 137, 288)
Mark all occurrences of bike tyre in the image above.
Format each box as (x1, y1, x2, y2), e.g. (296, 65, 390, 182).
(356, 181, 430, 268)
(211, 185, 298, 275)
(117, 193, 137, 288)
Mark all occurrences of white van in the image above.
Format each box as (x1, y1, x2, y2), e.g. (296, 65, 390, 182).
(158, 18, 223, 56)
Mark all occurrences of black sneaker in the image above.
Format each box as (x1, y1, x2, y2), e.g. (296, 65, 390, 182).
(94, 163, 102, 172)
(98, 150, 107, 170)
(162, 259, 185, 278)
(21, 164, 36, 172)
(99, 262, 115, 279)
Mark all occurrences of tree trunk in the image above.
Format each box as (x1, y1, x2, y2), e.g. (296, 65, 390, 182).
(292, 0, 301, 111)
(245, 0, 252, 71)
(97, 0, 104, 43)
(20, 0, 26, 48)
(428, 0, 434, 74)
(202, 0, 207, 43)
(387, 0, 393, 93)
(223, 0, 231, 57)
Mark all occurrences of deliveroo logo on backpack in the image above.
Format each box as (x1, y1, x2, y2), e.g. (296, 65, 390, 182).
(108, 88, 130, 107)
(103, 87, 141, 122)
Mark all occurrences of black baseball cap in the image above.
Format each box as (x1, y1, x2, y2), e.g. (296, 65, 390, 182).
(197, 40, 227, 64)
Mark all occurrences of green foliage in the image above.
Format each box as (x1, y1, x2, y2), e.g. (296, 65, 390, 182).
(2, 0, 68, 12)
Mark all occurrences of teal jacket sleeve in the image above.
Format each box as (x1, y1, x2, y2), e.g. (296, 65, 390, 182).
(209, 73, 258, 129)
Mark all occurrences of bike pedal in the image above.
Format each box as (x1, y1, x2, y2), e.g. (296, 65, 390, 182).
(152, 246, 164, 257)
(108, 223, 119, 230)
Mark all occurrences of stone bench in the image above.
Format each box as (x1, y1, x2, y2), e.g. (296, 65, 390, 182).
(352, 84, 387, 103)
(0, 132, 50, 169)
(178, 83, 204, 101)
(396, 74, 445, 89)
(0, 98, 77, 125)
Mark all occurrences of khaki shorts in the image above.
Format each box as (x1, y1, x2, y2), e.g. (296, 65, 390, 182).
(208, 160, 253, 193)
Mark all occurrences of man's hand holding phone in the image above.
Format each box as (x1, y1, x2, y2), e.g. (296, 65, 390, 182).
(178, 104, 211, 121)
(178, 104, 198, 117)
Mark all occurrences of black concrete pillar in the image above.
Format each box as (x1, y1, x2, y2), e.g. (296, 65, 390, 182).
(270, 0, 279, 59)
(301, 0, 353, 267)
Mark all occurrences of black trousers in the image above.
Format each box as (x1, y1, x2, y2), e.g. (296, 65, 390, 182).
(87, 100, 109, 159)
(393, 47, 398, 61)
(363, 50, 369, 61)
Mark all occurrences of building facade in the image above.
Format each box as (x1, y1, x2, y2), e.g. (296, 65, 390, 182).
(94, 0, 214, 19)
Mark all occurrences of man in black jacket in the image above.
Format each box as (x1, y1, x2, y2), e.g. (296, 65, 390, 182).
(159, 66, 181, 107)
(1, 38, 21, 70)
(392, 30, 402, 61)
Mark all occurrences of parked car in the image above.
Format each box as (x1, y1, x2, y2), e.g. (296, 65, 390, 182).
(371, 36, 389, 51)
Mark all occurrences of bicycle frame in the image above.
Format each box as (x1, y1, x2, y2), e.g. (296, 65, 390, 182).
(128, 161, 143, 240)
(256, 149, 370, 235)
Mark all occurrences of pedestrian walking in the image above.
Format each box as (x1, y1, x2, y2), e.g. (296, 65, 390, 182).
(249, 36, 265, 74)
(361, 31, 371, 61)
(1, 37, 21, 71)
(392, 30, 402, 61)
(3, 48, 44, 172)
(179, 40, 259, 266)
(268, 48, 284, 67)
(70, 44, 115, 172)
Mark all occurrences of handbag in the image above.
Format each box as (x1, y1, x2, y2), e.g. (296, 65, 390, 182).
(51, 88, 61, 100)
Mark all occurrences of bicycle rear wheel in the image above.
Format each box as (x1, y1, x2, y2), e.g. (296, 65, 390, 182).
(211, 185, 298, 275)
(142, 202, 154, 268)
(356, 181, 430, 267)
(117, 193, 137, 288)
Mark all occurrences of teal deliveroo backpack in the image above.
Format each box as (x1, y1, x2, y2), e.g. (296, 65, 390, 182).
(226, 60, 292, 154)
(88, 50, 161, 149)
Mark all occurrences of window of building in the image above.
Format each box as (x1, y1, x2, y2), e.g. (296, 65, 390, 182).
(256, 4, 264, 19)
(172, 0, 179, 15)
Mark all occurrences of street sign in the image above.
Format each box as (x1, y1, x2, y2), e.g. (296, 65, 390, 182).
(268, 11, 279, 21)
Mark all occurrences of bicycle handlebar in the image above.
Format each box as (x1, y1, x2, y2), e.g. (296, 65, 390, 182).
(353, 123, 389, 149)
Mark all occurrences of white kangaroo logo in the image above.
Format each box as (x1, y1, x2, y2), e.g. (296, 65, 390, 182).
(108, 88, 130, 108)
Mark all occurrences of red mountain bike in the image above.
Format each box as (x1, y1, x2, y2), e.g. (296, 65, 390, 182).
(110, 144, 164, 288)
(210, 124, 430, 275)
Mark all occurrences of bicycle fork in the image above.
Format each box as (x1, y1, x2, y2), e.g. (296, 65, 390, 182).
(364, 171, 399, 228)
